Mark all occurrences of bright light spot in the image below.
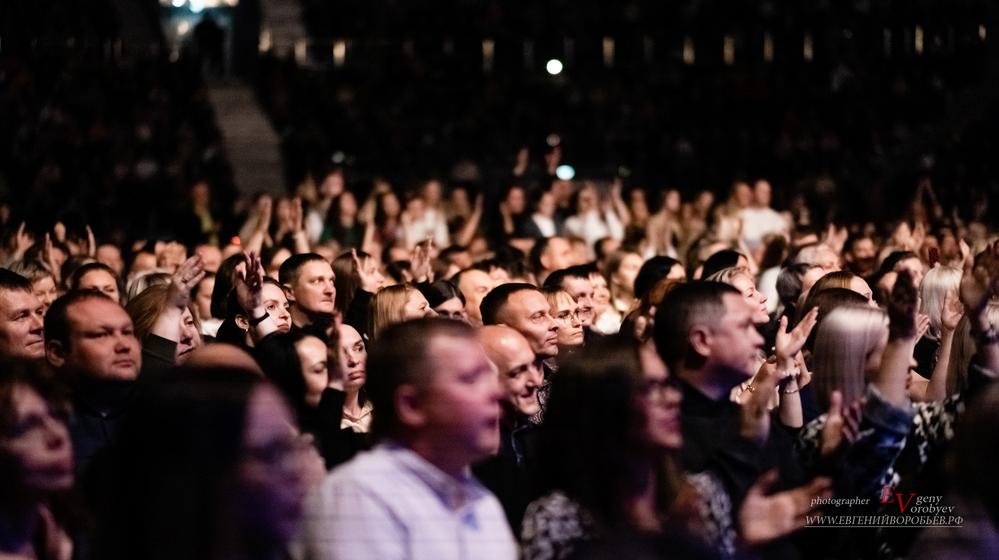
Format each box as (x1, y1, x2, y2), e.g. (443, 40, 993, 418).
(331, 151, 346, 164)
(545, 58, 563, 75)
(177, 21, 190, 35)
(546, 134, 561, 147)
(189, 0, 204, 12)
(555, 165, 575, 180)
(171, 0, 185, 7)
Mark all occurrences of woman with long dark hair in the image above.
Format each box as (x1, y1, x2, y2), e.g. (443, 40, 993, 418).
(94, 368, 316, 560)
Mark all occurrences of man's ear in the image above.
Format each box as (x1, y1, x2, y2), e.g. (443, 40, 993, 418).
(46, 340, 66, 369)
(394, 384, 426, 430)
(282, 284, 296, 303)
(688, 324, 713, 360)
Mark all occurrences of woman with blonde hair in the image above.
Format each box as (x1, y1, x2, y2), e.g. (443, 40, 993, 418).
(810, 305, 890, 410)
(705, 266, 769, 325)
(367, 284, 435, 340)
(541, 287, 584, 351)
(914, 265, 964, 383)
(808, 270, 875, 304)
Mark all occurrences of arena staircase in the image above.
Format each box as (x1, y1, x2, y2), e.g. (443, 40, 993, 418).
(207, 83, 286, 197)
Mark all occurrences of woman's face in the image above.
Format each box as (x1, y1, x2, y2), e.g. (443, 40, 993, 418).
(434, 297, 467, 322)
(359, 257, 385, 293)
(422, 181, 442, 205)
(295, 336, 329, 408)
(665, 190, 681, 213)
(175, 308, 202, 364)
(551, 294, 584, 347)
(402, 290, 436, 321)
(1, 384, 74, 497)
(537, 192, 556, 217)
(31, 276, 59, 314)
(577, 187, 598, 213)
(591, 273, 611, 313)
(380, 193, 401, 217)
(450, 188, 470, 214)
(338, 193, 358, 216)
(262, 283, 292, 333)
(637, 342, 682, 451)
(337, 325, 367, 391)
(612, 253, 644, 297)
(79, 269, 120, 303)
(506, 187, 526, 215)
(730, 273, 769, 324)
(238, 386, 310, 543)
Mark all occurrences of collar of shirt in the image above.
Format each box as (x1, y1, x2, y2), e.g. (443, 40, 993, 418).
(383, 442, 492, 511)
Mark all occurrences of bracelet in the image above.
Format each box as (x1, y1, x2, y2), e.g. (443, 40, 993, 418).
(248, 312, 269, 327)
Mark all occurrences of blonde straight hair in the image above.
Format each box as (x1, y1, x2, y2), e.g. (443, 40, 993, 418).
(811, 305, 889, 409)
(368, 284, 413, 340)
(919, 265, 962, 340)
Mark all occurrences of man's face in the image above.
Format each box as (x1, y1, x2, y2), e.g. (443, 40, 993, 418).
(288, 260, 336, 315)
(500, 291, 559, 359)
(418, 336, 501, 463)
(457, 270, 494, 325)
(49, 298, 141, 381)
(542, 238, 573, 273)
(753, 180, 772, 207)
(703, 293, 764, 379)
(0, 290, 45, 360)
(481, 329, 543, 418)
(561, 276, 595, 326)
(96, 245, 124, 275)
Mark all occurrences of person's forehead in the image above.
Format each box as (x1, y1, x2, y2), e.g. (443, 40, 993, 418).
(81, 269, 115, 283)
(461, 270, 491, 288)
(548, 239, 569, 252)
(261, 283, 286, 300)
(0, 288, 38, 309)
(67, 298, 131, 330)
(300, 260, 333, 278)
(510, 290, 547, 311)
(428, 335, 488, 372)
(563, 276, 592, 291)
(338, 324, 362, 346)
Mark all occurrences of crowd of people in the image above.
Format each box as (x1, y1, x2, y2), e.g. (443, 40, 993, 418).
(2, 160, 999, 559)
(4, 2, 999, 559)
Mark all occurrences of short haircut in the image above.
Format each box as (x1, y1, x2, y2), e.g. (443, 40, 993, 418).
(653, 281, 740, 368)
(5, 261, 53, 284)
(776, 262, 817, 310)
(0, 268, 33, 293)
(278, 253, 328, 286)
(480, 282, 538, 325)
(879, 250, 919, 276)
(543, 265, 592, 291)
(44, 290, 116, 349)
(633, 256, 682, 300)
(366, 318, 476, 438)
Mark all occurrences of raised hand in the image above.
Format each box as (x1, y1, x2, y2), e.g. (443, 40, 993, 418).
(941, 289, 964, 333)
(351, 249, 383, 293)
(410, 239, 434, 283)
(85, 225, 97, 258)
(738, 469, 832, 546)
(12, 222, 33, 261)
(167, 255, 206, 310)
(887, 270, 919, 341)
(234, 251, 264, 313)
(776, 308, 818, 364)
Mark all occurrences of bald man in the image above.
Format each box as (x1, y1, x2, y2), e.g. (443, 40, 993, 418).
(474, 325, 542, 531)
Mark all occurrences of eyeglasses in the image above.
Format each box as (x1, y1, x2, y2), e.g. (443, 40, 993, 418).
(553, 310, 582, 323)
